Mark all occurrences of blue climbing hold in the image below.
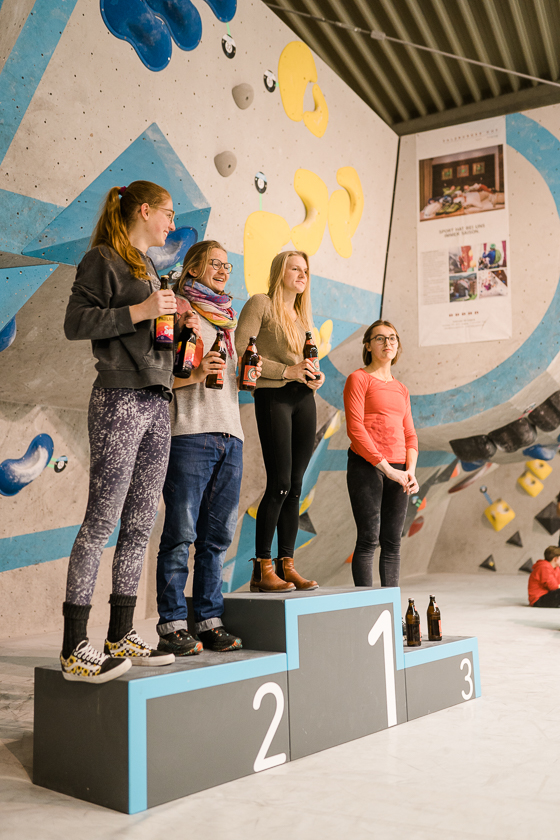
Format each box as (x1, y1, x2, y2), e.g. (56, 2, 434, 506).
(0, 434, 54, 497)
(522, 444, 558, 460)
(0, 317, 16, 352)
(148, 226, 198, 273)
(460, 459, 487, 472)
(100, 0, 173, 72)
(145, 0, 202, 50)
(201, 0, 236, 22)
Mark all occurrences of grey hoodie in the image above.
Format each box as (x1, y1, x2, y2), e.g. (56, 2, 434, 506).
(64, 246, 173, 397)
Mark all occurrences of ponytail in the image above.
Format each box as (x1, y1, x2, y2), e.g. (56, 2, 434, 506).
(90, 180, 171, 279)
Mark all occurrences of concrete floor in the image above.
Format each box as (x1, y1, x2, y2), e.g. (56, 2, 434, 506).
(1, 572, 559, 839)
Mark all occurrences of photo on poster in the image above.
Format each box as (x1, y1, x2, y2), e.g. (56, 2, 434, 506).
(449, 245, 476, 275)
(419, 145, 505, 222)
(479, 269, 508, 297)
(449, 272, 477, 302)
(477, 240, 507, 270)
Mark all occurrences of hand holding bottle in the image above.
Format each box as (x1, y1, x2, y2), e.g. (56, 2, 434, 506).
(130, 289, 177, 324)
(284, 359, 318, 383)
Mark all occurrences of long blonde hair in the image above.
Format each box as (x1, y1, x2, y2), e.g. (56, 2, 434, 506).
(90, 180, 171, 280)
(174, 240, 227, 294)
(267, 251, 313, 353)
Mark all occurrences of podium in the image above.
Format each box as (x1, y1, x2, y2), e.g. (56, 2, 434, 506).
(33, 587, 480, 813)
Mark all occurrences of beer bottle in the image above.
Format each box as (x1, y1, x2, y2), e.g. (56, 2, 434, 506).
(405, 598, 421, 646)
(173, 320, 197, 379)
(303, 331, 320, 381)
(239, 336, 259, 392)
(205, 330, 226, 390)
(427, 595, 442, 641)
(154, 275, 174, 351)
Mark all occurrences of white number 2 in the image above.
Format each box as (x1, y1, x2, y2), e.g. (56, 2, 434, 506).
(460, 657, 474, 700)
(368, 609, 398, 727)
(252, 682, 287, 772)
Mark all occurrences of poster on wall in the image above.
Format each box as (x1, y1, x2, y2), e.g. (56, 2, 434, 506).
(416, 116, 510, 346)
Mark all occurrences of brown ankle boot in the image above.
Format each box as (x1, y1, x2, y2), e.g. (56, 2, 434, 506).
(249, 558, 296, 593)
(275, 557, 319, 590)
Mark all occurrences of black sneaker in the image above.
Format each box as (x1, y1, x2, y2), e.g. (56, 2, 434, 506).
(157, 628, 202, 656)
(197, 626, 242, 652)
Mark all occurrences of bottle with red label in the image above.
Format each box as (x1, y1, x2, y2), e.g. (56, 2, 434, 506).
(405, 598, 421, 646)
(154, 274, 174, 351)
(205, 330, 226, 390)
(173, 321, 197, 379)
(303, 331, 320, 381)
(239, 336, 259, 392)
(427, 595, 442, 641)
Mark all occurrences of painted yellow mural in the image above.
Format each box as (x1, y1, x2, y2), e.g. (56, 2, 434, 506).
(291, 169, 329, 255)
(243, 211, 291, 296)
(313, 320, 333, 360)
(328, 167, 364, 258)
(278, 41, 328, 138)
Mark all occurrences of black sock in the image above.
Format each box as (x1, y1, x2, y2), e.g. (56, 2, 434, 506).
(107, 593, 137, 643)
(62, 602, 91, 659)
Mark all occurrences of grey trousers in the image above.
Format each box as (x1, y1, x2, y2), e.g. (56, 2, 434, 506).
(65, 387, 171, 605)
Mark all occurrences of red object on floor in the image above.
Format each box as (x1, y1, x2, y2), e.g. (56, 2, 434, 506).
(408, 516, 424, 537)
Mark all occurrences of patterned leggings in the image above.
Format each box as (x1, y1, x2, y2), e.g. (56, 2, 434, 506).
(65, 387, 171, 605)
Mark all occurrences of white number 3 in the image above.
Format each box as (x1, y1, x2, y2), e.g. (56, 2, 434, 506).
(460, 657, 474, 700)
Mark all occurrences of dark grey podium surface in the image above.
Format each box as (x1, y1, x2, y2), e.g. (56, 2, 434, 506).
(33, 587, 480, 813)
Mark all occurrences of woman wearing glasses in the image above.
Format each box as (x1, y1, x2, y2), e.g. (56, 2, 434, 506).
(155, 241, 261, 655)
(236, 251, 324, 593)
(61, 180, 186, 682)
(343, 320, 419, 588)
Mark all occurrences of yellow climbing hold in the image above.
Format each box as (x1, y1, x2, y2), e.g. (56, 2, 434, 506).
(291, 169, 329, 256)
(312, 320, 333, 360)
(517, 471, 544, 497)
(484, 499, 515, 532)
(526, 459, 552, 480)
(243, 211, 292, 297)
(303, 83, 329, 138)
(328, 166, 364, 258)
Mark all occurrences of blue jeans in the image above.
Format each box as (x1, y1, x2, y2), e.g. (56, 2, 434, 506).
(156, 433, 243, 635)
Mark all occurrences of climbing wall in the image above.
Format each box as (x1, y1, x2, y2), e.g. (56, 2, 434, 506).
(382, 106, 560, 579)
(0, 0, 398, 638)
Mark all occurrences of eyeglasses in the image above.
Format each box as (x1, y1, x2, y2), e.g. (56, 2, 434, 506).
(371, 335, 398, 345)
(209, 259, 233, 273)
(154, 206, 175, 223)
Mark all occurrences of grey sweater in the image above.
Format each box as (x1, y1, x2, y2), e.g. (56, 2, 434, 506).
(64, 246, 174, 397)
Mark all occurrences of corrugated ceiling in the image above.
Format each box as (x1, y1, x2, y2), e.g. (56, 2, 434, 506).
(264, 0, 560, 134)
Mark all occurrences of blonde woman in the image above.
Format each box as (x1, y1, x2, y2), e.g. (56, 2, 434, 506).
(236, 251, 324, 592)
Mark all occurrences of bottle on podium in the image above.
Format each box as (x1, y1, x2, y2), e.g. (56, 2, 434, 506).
(427, 595, 442, 641)
(405, 598, 421, 646)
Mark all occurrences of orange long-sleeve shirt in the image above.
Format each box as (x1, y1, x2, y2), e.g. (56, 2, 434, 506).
(343, 369, 418, 466)
(528, 559, 560, 605)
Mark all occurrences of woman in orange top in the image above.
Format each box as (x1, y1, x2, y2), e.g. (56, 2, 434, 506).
(343, 319, 419, 587)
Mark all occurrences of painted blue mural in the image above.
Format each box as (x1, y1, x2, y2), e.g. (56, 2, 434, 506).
(100, 0, 237, 71)
(23, 123, 211, 266)
(148, 226, 199, 273)
(0, 265, 58, 331)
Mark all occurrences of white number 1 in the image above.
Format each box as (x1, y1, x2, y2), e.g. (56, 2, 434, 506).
(368, 609, 398, 727)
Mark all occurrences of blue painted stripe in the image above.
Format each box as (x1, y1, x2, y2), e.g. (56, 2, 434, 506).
(283, 588, 404, 671)
(410, 113, 560, 429)
(0, 189, 63, 255)
(404, 636, 481, 699)
(127, 652, 287, 814)
(321, 449, 347, 470)
(0, 264, 57, 328)
(416, 451, 456, 468)
(0, 522, 120, 573)
(0, 0, 79, 165)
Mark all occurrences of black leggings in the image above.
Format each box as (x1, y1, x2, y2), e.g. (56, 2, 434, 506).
(346, 448, 409, 587)
(532, 589, 560, 607)
(254, 383, 316, 559)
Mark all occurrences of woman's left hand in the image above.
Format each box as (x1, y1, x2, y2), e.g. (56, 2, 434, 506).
(177, 308, 201, 335)
(403, 470, 419, 495)
(306, 371, 325, 391)
(255, 355, 263, 379)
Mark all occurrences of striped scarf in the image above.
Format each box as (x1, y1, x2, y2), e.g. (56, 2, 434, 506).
(181, 280, 237, 358)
